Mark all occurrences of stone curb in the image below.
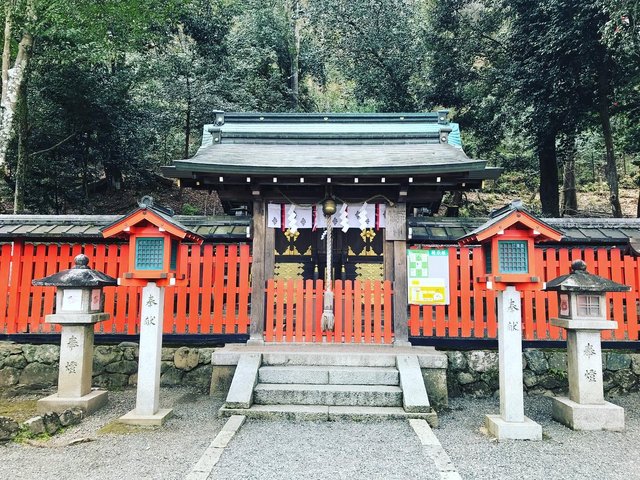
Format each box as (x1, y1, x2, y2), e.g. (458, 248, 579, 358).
(184, 415, 246, 480)
(409, 419, 462, 480)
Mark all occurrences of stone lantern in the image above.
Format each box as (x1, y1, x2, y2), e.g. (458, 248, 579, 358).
(545, 260, 629, 431)
(102, 197, 203, 425)
(32, 254, 117, 414)
(459, 201, 562, 440)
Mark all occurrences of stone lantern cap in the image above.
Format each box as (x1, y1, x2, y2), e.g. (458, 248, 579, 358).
(32, 254, 117, 288)
(544, 260, 630, 293)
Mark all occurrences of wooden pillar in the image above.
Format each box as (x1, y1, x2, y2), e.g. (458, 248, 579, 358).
(386, 204, 410, 346)
(249, 199, 266, 344)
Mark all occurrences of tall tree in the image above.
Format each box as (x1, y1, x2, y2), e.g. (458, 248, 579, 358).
(310, 0, 424, 111)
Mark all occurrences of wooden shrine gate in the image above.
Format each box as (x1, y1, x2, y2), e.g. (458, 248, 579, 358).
(263, 279, 394, 344)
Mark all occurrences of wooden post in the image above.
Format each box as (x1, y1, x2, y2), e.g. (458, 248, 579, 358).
(264, 226, 275, 280)
(386, 204, 410, 346)
(249, 199, 266, 344)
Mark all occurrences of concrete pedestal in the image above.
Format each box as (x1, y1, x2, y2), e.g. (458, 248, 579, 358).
(485, 414, 542, 440)
(39, 322, 108, 414)
(38, 390, 108, 415)
(486, 287, 542, 441)
(119, 283, 172, 426)
(552, 397, 624, 431)
(550, 317, 624, 430)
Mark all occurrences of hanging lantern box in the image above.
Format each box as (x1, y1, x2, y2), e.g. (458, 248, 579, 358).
(458, 201, 563, 290)
(101, 198, 203, 287)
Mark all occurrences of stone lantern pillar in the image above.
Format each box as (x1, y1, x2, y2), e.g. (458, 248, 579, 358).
(33, 254, 117, 414)
(545, 260, 629, 431)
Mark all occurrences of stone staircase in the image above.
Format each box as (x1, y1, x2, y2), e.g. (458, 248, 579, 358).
(215, 346, 443, 426)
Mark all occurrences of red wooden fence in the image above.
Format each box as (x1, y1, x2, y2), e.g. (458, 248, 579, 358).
(2, 241, 640, 342)
(264, 279, 394, 344)
(408, 246, 640, 341)
(0, 242, 251, 335)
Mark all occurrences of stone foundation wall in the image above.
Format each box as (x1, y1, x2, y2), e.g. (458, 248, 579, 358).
(0, 342, 215, 393)
(445, 349, 640, 398)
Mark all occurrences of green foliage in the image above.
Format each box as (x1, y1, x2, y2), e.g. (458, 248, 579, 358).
(1, 0, 640, 216)
(181, 203, 200, 215)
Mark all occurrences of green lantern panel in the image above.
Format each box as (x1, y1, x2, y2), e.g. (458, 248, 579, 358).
(497, 240, 528, 274)
(135, 237, 165, 270)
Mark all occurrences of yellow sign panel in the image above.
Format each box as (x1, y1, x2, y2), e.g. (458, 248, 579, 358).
(408, 279, 447, 305)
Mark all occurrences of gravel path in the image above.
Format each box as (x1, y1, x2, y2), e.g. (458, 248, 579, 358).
(4, 388, 640, 480)
(0, 387, 226, 480)
(436, 393, 640, 480)
(208, 419, 440, 480)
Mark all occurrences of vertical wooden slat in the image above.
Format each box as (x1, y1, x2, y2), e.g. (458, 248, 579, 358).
(522, 290, 534, 340)
(334, 280, 343, 343)
(212, 245, 225, 334)
(265, 279, 275, 342)
(302, 279, 313, 342)
(409, 305, 421, 336)
(237, 244, 251, 334)
(128, 286, 140, 335)
(102, 244, 120, 333)
(363, 280, 372, 343)
(172, 245, 188, 334)
(486, 287, 497, 339)
(595, 248, 613, 340)
(344, 280, 353, 343)
(188, 245, 202, 334)
(29, 245, 47, 333)
(7, 242, 24, 333)
(531, 248, 546, 340)
(17, 243, 35, 333)
(448, 246, 460, 337)
(275, 280, 285, 342)
(314, 280, 324, 342)
(353, 280, 361, 343)
(0, 244, 14, 333)
(623, 255, 638, 340)
(373, 281, 382, 343)
(200, 244, 214, 334)
(458, 247, 470, 338)
(285, 280, 295, 342)
(545, 248, 561, 340)
(610, 248, 626, 340)
(471, 247, 483, 338)
(293, 279, 303, 342)
(383, 280, 393, 344)
(226, 245, 238, 333)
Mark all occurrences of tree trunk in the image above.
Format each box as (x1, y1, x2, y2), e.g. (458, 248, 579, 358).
(597, 59, 623, 217)
(537, 132, 560, 217)
(1, 3, 13, 108)
(0, 32, 32, 172)
(184, 75, 191, 159)
(445, 190, 463, 217)
(290, 0, 301, 110)
(12, 72, 28, 213)
(560, 132, 578, 216)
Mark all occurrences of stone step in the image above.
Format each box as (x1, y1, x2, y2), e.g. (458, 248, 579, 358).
(218, 404, 437, 426)
(253, 383, 403, 407)
(258, 366, 399, 386)
(261, 352, 397, 367)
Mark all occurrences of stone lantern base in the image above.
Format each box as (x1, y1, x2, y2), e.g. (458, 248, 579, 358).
(118, 408, 174, 426)
(38, 389, 108, 415)
(485, 415, 543, 441)
(552, 397, 624, 431)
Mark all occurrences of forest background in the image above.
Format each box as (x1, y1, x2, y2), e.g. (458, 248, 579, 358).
(0, 0, 639, 218)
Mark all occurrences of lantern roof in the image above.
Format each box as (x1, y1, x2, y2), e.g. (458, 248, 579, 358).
(457, 200, 563, 245)
(545, 260, 630, 293)
(101, 197, 203, 244)
(32, 254, 117, 288)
